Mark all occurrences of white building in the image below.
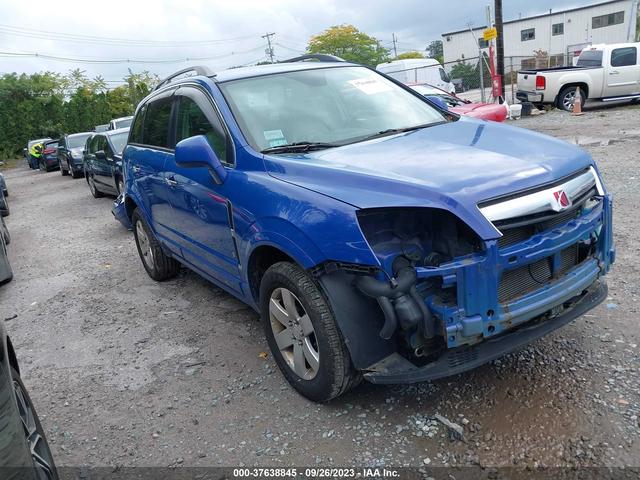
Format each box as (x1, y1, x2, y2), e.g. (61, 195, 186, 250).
(442, 0, 640, 68)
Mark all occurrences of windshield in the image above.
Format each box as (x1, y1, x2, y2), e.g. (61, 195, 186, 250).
(110, 132, 129, 154)
(115, 118, 133, 129)
(577, 50, 603, 67)
(68, 133, 92, 148)
(219, 66, 446, 152)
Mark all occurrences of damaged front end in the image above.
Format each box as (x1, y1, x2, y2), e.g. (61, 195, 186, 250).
(316, 168, 614, 384)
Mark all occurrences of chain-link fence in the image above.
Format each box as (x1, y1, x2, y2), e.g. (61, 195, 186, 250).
(383, 52, 581, 105)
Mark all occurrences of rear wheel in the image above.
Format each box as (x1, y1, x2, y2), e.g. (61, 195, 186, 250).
(132, 208, 180, 281)
(11, 366, 58, 480)
(260, 261, 360, 402)
(557, 86, 586, 112)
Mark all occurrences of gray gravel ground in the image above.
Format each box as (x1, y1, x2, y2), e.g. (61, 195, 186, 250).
(1, 102, 639, 470)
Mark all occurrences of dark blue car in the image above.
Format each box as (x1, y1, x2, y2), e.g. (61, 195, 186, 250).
(83, 127, 130, 198)
(113, 59, 614, 401)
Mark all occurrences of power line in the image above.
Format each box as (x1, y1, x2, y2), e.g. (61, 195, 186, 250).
(0, 23, 259, 47)
(0, 45, 266, 64)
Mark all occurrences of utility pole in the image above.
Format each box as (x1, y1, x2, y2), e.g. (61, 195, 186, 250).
(495, 0, 505, 99)
(262, 32, 275, 63)
(392, 33, 398, 58)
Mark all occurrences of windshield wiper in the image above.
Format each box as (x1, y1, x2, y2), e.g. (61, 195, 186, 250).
(355, 122, 444, 143)
(261, 141, 340, 154)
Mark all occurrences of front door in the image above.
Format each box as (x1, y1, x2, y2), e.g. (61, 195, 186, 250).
(605, 46, 640, 97)
(161, 86, 240, 291)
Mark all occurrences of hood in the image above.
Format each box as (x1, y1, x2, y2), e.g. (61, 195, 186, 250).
(71, 147, 84, 156)
(263, 117, 594, 240)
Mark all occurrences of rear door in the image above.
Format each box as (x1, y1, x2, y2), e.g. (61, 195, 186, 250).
(92, 135, 113, 190)
(126, 90, 177, 243)
(161, 85, 240, 290)
(605, 46, 640, 97)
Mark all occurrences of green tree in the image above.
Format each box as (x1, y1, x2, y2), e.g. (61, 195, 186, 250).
(396, 51, 424, 60)
(426, 40, 444, 64)
(307, 24, 389, 67)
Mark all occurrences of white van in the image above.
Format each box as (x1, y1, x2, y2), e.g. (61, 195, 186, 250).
(376, 58, 455, 93)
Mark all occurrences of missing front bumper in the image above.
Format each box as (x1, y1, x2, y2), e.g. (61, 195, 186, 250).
(363, 280, 606, 384)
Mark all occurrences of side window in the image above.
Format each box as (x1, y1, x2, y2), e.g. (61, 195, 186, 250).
(611, 47, 637, 67)
(130, 106, 145, 144)
(142, 97, 173, 149)
(175, 93, 228, 163)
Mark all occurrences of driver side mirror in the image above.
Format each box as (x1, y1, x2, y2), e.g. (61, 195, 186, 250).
(95, 150, 106, 160)
(175, 135, 227, 185)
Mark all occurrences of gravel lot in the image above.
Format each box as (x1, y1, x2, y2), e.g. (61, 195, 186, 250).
(1, 103, 639, 471)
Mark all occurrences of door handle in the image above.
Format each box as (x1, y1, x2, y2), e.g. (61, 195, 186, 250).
(609, 71, 620, 75)
(165, 177, 178, 186)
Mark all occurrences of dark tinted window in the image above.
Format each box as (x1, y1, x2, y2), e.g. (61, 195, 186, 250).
(143, 97, 174, 149)
(130, 106, 145, 144)
(552, 23, 564, 36)
(577, 50, 603, 67)
(521, 28, 535, 41)
(611, 47, 637, 67)
(176, 94, 227, 162)
(592, 11, 624, 29)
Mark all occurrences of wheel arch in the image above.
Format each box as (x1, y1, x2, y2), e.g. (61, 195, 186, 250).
(557, 82, 589, 104)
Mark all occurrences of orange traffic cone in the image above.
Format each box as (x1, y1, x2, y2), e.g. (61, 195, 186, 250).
(572, 87, 584, 116)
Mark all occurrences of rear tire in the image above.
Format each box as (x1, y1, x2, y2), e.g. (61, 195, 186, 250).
(557, 86, 586, 112)
(61, 163, 69, 176)
(132, 208, 180, 281)
(260, 261, 360, 402)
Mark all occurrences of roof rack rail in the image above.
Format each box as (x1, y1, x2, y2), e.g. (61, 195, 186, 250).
(280, 54, 346, 63)
(153, 66, 215, 91)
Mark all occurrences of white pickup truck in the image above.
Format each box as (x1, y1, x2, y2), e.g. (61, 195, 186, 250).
(517, 43, 640, 111)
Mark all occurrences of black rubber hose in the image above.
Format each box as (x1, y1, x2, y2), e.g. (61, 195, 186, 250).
(376, 296, 398, 340)
(355, 267, 416, 298)
(410, 285, 434, 338)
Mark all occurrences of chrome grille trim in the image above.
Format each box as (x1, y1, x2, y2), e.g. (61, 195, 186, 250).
(479, 169, 601, 223)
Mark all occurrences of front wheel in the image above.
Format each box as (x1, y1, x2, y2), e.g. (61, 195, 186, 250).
(132, 208, 180, 281)
(87, 175, 103, 198)
(557, 86, 586, 112)
(11, 366, 59, 479)
(260, 261, 360, 402)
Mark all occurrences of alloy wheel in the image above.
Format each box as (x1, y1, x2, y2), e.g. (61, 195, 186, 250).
(135, 220, 154, 270)
(12, 379, 56, 480)
(562, 91, 575, 111)
(269, 287, 319, 380)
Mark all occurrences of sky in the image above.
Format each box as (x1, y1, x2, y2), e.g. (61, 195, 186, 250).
(0, 0, 597, 85)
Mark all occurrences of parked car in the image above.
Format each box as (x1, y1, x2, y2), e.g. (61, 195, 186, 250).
(114, 60, 614, 402)
(377, 58, 456, 94)
(108, 116, 133, 130)
(0, 188, 9, 217)
(58, 132, 93, 178)
(409, 84, 508, 122)
(0, 216, 11, 283)
(0, 172, 8, 197)
(517, 42, 640, 111)
(0, 304, 59, 478)
(25, 138, 51, 170)
(38, 139, 60, 172)
(94, 124, 109, 133)
(84, 127, 130, 198)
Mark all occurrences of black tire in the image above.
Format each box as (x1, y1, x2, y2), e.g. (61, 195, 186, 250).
(260, 261, 360, 402)
(60, 162, 69, 176)
(71, 167, 82, 179)
(557, 86, 586, 112)
(10, 366, 59, 480)
(131, 208, 180, 281)
(87, 174, 103, 198)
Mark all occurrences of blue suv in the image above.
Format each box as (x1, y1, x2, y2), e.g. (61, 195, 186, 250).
(114, 57, 614, 401)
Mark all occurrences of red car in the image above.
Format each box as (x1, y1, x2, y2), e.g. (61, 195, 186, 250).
(409, 83, 508, 122)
